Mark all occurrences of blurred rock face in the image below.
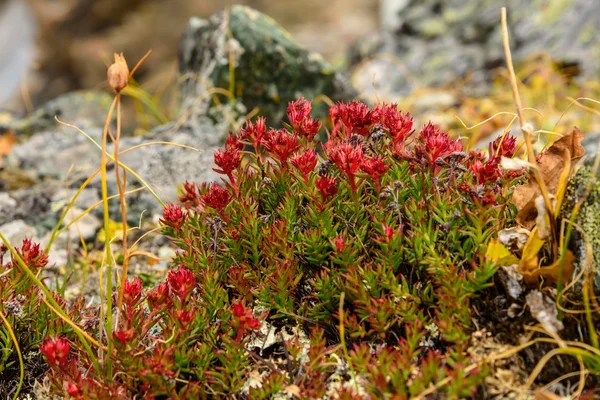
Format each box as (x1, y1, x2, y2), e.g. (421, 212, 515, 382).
(179, 6, 357, 126)
(1, 0, 377, 110)
(352, 0, 600, 100)
(0, 0, 36, 106)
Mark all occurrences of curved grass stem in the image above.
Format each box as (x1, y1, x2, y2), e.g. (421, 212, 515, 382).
(0, 309, 23, 400)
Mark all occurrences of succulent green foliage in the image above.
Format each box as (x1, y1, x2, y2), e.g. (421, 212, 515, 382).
(2, 99, 520, 398)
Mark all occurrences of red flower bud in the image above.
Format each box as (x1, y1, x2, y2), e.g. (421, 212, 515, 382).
(14, 238, 48, 270)
(287, 97, 312, 128)
(160, 204, 186, 230)
(40, 337, 70, 367)
(176, 309, 195, 325)
(225, 131, 244, 150)
(287, 97, 321, 141)
(373, 103, 413, 142)
(361, 156, 390, 192)
(122, 277, 143, 306)
(334, 236, 345, 253)
(213, 147, 241, 176)
(315, 176, 338, 202)
(329, 101, 375, 136)
(66, 382, 80, 397)
(179, 181, 199, 209)
(415, 123, 463, 173)
(147, 281, 170, 309)
(232, 301, 261, 341)
(326, 142, 364, 192)
(489, 134, 517, 158)
(290, 149, 318, 183)
(200, 183, 232, 211)
(114, 328, 135, 344)
(240, 117, 267, 150)
(261, 128, 300, 165)
(168, 265, 196, 302)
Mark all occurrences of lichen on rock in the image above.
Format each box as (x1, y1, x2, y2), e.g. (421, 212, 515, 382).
(559, 165, 600, 292)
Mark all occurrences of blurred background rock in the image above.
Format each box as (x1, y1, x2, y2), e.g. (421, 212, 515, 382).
(0, 0, 378, 112)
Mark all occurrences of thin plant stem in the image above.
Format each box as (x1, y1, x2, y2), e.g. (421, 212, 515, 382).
(114, 93, 131, 314)
(100, 96, 117, 378)
(501, 7, 558, 260)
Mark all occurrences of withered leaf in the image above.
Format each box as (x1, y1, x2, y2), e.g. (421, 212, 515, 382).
(511, 127, 584, 229)
(0, 130, 16, 156)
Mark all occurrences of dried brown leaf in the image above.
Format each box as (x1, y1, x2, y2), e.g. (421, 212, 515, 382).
(511, 127, 584, 229)
(0, 130, 16, 156)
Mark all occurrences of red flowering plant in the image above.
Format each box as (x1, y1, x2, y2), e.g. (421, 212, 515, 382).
(142, 99, 523, 397)
(4, 99, 529, 399)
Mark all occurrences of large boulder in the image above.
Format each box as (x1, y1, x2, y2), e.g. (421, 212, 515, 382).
(352, 0, 600, 99)
(178, 5, 357, 127)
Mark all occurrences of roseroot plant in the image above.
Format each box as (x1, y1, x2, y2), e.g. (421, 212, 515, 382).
(1, 98, 521, 399)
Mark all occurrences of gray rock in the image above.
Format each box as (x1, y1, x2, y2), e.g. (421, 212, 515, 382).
(61, 207, 101, 242)
(179, 5, 357, 126)
(1, 183, 57, 230)
(352, 0, 600, 99)
(0, 192, 17, 223)
(0, 219, 37, 246)
(559, 165, 600, 293)
(8, 125, 104, 179)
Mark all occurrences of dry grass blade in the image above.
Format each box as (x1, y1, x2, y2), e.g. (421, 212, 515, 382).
(501, 7, 558, 260)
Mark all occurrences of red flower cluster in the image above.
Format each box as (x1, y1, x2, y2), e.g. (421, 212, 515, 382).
(489, 134, 517, 159)
(261, 128, 300, 165)
(231, 301, 261, 341)
(114, 328, 135, 345)
(361, 156, 390, 192)
(214, 132, 242, 192)
(415, 123, 463, 172)
(291, 149, 318, 183)
(122, 277, 143, 306)
(287, 97, 321, 141)
(200, 182, 232, 212)
(373, 103, 413, 142)
(468, 133, 518, 185)
(315, 176, 338, 202)
(15, 238, 48, 270)
(167, 265, 196, 302)
(213, 147, 240, 179)
(179, 181, 199, 208)
(326, 142, 365, 192)
(66, 382, 80, 397)
(469, 153, 500, 185)
(147, 281, 170, 310)
(160, 204, 186, 230)
(40, 337, 70, 367)
(330, 101, 375, 136)
(240, 116, 267, 151)
(334, 236, 345, 253)
(176, 309, 195, 324)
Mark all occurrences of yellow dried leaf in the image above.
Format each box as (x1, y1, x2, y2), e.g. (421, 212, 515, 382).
(485, 239, 519, 266)
(521, 250, 575, 286)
